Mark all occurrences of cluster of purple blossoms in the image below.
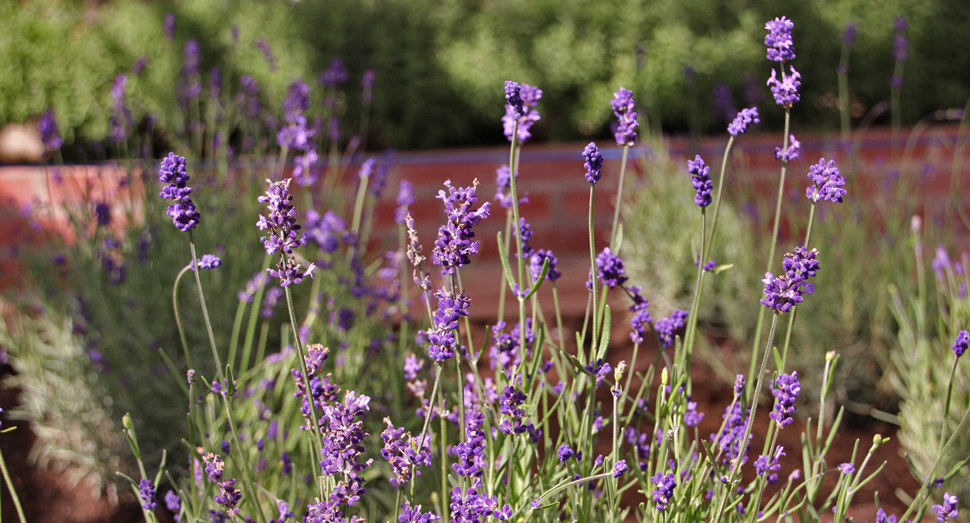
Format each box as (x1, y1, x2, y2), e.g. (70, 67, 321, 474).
(806, 158, 847, 203)
(583, 142, 604, 184)
(194, 254, 221, 271)
(450, 485, 507, 523)
(182, 41, 202, 99)
(529, 249, 562, 283)
(728, 107, 760, 136)
(431, 180, 490, 274)
(203, 453, 242, 517)
(876, 508, 899, 523)
(761, 246, 820, 314)
(894, 17, 908, 62)
(164, 491, 180, 520)
(452, 401, 488, 477)
(503, 83, 542, 143)
(395, 179, 415, 224)
(164, 13, 175, 41)
(557, 444, 575, 462)
(138, 479, 157, 510)
(688, 155, 713, 207)
(610, 87, 639, 146)
(627, 285, 653, 344)
(655, 310, 689, 348)
(399, 502, 441, 523)
(767, 66, 801, 107)
(843, 22, 857, 46)
(315, 390, 373, 508)
(255, 39, 277, 71)
(932, 246, 951, 281)
(765, 17, 796, 63)
(613, 460, 628, 478)
(257, 179, 316, 286)
(304, 210, 352, 253)
(734, 374, 746, 397)
(362, 69, 376, 104)
(238, 75, 261, 119)
(381, 417, 432, 485)
(589, 248, 628, 290)
(488, 319, 534, 373)
(754, 446, 785, 484)
(498, 385, 528, 434)
(651, 471, 677, 511)
(769, 371, 800, 428)
(712, 401, 751, 466)
(158, 153, 200, 232)
(38, 110, 63, 153)
(953, 330, 969, 358)
(774, 134, 801, 162)
(320, 58, 349, 87)
(933, 493, 959, 523)
(238, 271, 270, 303)
(110, 74, 132, 143)
(493, 165, 528, 209)
(684, 400, 704, 427)
(505, 81, 524, 118)
(427, 289, 471, 362)
(838, 462, 855, 475)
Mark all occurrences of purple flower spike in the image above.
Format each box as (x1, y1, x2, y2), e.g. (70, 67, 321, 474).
(164, 13, 175, 41)
(728, 107, 760, 136)
(894, 18, 908, 62)
(529, 249, 562, 282)
(320, 58, 349, 87)
(257, 179, 315, 286)
(584, 142, 604, 184)
(628, 285, 653, 344)
(395, 179, 415, 224)
(505, 81, 524, 119)
(806, 158, 846, 203)
(767, 66, 801, 107)
(765, 17, 796, 63)
(399, 502, 441, 523)
(612, 460, 628, 478)
(769, 371, 800, 428)
(502, 83, 542, 143)
(381, 418, 432, 485)
(876, 508, 899, 523)
(838, 462, 855, 475)
(164, 490, 180, 518)
(688, 155, 713, 207)
(39, 110, 63, 153)
(138, 479, 157, 510)
(953, 330, 969, 358)
(932, 493, 959, 523)
(362, 70, 376, 104)
(590, 248, 628, 289)
(557, 444, 574, 462)
(774, 134, 801, 162)
(158, 153, 200, 232)
(195, 254, 222, 270)
(431, 180, 490, 274)
(651, 472, 676, 511)
(255, 39, 277, 71)
(843, 22, 857, 45)
(610, 87, 639, 146)
(494, 165, 528, 209)
(655, 310, 689, 348)
(755, 446, 785, 484)
(761, 247, 820, 313)
(427, 289, 471, 362)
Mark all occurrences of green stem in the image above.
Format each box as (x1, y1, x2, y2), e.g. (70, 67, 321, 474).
(609, 145, 630, 248)
(587, 185, 599, 354)
(172, 263, 195, 372)
(749, 109, 791, 402)
(0, 447, 27, 523)
(188, 234, 223, 380)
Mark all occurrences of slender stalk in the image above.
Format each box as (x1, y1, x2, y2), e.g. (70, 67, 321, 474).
(0, 447, 27, 523)
(172, 263, 195, 372)
(587, 185, 599, 353)
(749, 109, 791, 401)
(411, 364, 443, 500)
(188, 234, 223, 380)
(283, 284, 324, 495)
(609, 145, 630, 248)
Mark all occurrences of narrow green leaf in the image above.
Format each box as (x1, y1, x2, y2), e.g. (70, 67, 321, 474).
(714, 263, 735, 274)
(496, 231, 517, 290)
(523, 256, 551, 300)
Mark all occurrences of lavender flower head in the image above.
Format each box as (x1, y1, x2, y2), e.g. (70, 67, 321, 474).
(754, 446, 785, 483)
(838, 462, 856, 475)
(953, 330, 969, 358)
(395, 179, 415, 224)
(806, 158, 846, 203)
(843, 22, 857, 45)
(557, 444, 574, 462)
(427, 289, 471, 361)
(139, 479, 157, 510)
(765, 17, 796, 62)
(774, 134, 801, 162)
(399, 502, 441, 523)
(362, 69, 376, 104)
(158, 152, 200, 232)
(494, 165, 528, 209)
(767, 66, 801, 107)
(39, 110, 63, 153)
(320, 58, 349, 87)
(431, 179, 490, 274)
(894, 17, 908, 62)
(628, 285, 653, 344)
(256, 39, 277, 71)
(504, 81, 524, 118)
(195, 254, 222, 270)
(932, 493, 959, 523)
(164, 13, 175, 41)
(529, 249, 562, 282)
(612, 460, 628, 478)
(655, 310, 689, 348)
(583, 142, 604, 184)
(688, 155, 713, 207)
(651, 472, 677, 511)
(164, 490, 180, 519)
(503, 83, 542, 143)
(256, 178, 316, 286)
(183, 41, 202, 98)
(610, 87, 639, 146)
(590, 248, 628, 290)
(728, 107, 760, 136)
(761, 246, 820, 313)
(769, 371, 800, 428)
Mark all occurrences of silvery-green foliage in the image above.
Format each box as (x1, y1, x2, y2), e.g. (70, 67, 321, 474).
(0, 310, 130, 501)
